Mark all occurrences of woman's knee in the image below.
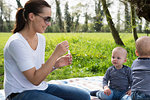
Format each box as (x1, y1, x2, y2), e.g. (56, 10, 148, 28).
(12, 90, 64, 100)
(77, 91, 91, 100)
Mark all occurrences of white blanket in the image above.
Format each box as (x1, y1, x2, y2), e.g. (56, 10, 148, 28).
(0, 76, 103, 100)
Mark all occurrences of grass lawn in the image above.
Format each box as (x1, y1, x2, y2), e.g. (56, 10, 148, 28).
(0, 32, 146, 89)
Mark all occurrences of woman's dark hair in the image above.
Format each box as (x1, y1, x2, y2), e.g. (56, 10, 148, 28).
(128, 0, 150, 21)
(12, 0, 51, 34)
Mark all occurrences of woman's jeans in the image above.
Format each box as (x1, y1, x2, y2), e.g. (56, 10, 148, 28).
(131, 91, 150, 100)
(12, 84, 90, 100)
(96, 88, 131, 100)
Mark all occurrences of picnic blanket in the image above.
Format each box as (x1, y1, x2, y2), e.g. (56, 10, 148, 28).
(0, 76, 103, 100)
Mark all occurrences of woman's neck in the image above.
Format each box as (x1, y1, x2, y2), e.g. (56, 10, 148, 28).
(19, 26, 38, 50)
(19, 26, 36, 40)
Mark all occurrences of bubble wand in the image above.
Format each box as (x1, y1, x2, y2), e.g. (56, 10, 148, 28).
(68, 50, 72, 69)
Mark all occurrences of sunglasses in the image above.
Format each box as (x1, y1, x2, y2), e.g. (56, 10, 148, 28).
(36, 14, 51, 25)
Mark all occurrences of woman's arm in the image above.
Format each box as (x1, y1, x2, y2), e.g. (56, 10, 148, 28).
(23, 41, 70, 86)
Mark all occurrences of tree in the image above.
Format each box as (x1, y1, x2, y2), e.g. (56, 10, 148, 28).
(74, 14, 80, 32)
(101, 0, 124, 46)
(70, 15, 74, 32)
(71, 3, 84, 32)
(83, 12, 88, 32)
(0, 0, 13, 32)
(64, 2, 71, 32)
(16, 0, 22, 8)
(55, 0, 64, 32)
(94, 0, 104, 32)
(0, 0, 4, 32)
(138, 19, 142, 33)
(125, 0, 150, 40)
(3, 5, 12, 31)
(121, 1, 131, 32)
(130, 2, 138, 41)
(144, 20, 150, 36)
(116, 6, 121, 32)
(126, 0, 150, 22)
(82, 3, 89, 32)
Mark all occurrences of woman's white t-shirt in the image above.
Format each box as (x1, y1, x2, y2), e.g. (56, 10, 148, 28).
(4, 33, 48, 98)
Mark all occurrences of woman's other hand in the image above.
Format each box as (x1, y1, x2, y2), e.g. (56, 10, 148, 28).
(54, 54, 72, 68)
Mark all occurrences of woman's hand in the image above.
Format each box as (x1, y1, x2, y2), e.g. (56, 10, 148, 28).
(53, 41, 69, 58)
(54, 54, 72, 68)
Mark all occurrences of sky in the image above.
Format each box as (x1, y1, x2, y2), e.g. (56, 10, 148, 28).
(4, 0, 122, 24)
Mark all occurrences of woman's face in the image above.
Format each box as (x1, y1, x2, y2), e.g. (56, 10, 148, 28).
(32, 7, 51, 33)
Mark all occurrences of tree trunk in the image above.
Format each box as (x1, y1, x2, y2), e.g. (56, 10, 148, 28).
(0, 0, 4, 32)
(16, 0, 22, 8)
(130, 2, 138, 41)
(55, 0, 64, 32)
(124, 1, 130, 32)
(101, 0, 124, 46)
(144, 20, 149, 36)
(75, 14, 80, 32)
(138, 20, 142, 33)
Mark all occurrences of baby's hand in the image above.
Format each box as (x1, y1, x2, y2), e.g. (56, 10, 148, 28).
(126, 89, 131, 96)
(104, 86, 111, 96)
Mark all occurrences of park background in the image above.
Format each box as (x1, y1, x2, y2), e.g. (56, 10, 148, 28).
(0, 0, 149, 89)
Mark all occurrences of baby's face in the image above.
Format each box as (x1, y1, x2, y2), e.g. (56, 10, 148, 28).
(111, 50, 126, 67)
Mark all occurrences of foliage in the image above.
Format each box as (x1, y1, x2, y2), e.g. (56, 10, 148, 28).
(0, 0, 14, 32)
(64, 2, 72, 32)
(82, 12, 88, 32)
(0, 32, 146, 89)
(94, 0, 104, 32)
(120, 1, 131, 32)
(55, 0, 64, 32)
(16, 0, 23, 8)
(101, 0, 124, 45)
(127, 0, 150, 22)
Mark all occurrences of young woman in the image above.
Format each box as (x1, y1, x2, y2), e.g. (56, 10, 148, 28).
(4, 0, 90, 100)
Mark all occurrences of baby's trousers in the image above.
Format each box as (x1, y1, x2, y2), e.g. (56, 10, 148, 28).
(96, 88, 131, 100)
(131, 91, 150, 100)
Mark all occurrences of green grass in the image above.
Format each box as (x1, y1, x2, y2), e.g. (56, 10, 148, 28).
(0, 32, 146, 89)
(0, 33, 12, 88)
